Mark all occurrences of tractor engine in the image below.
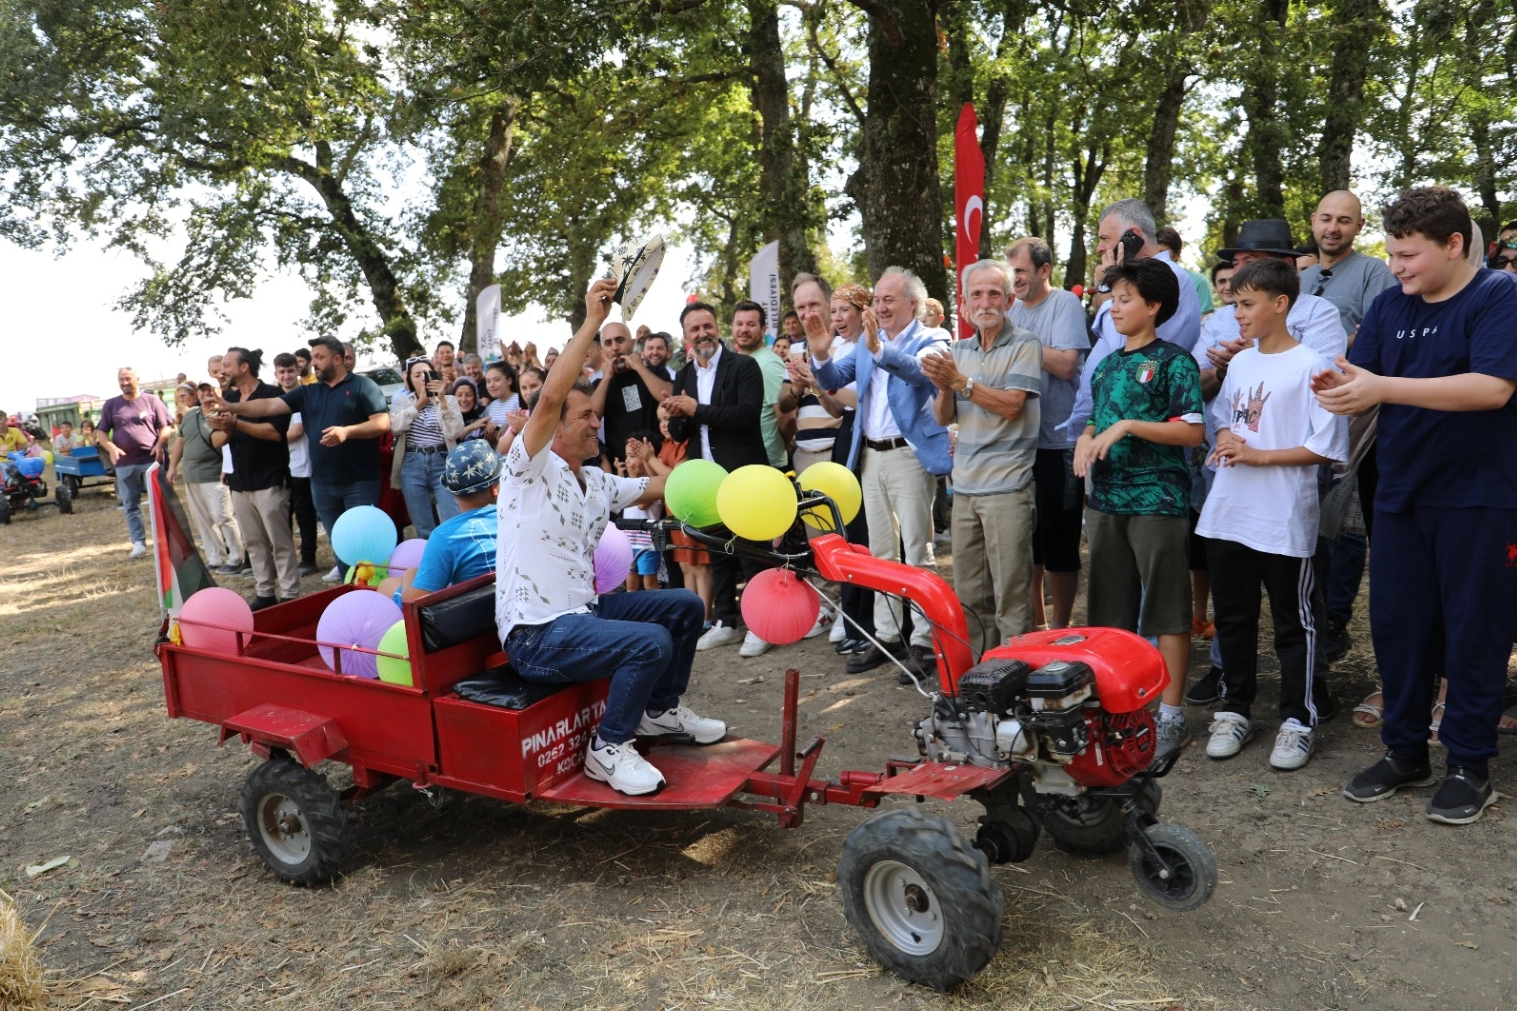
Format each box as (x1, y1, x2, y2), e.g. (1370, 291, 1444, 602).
(912, 629, 1166, 789)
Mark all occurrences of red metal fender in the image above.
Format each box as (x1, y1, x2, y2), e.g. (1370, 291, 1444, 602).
(219, 704, 350, 769)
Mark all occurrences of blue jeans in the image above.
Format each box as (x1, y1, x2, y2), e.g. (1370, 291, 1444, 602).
(311, 479, 382, 579)
(505, 590, 706, 743)
(399, 449, 459, 538)
(115, 462, 151, 544)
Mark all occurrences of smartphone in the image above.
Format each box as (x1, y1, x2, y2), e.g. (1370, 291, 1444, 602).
(426, 370, 441, 383)
(1119, 229, 1144, 262)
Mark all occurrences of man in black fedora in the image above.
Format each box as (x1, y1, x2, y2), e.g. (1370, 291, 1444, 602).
(1182, 217, 1348, 708)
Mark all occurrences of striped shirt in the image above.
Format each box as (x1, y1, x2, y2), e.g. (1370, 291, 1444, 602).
(408, 404, 445, 448)
(949, 324, 1044, 496)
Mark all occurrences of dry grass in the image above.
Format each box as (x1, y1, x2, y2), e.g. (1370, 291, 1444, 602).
(0, 889, 46, 1011)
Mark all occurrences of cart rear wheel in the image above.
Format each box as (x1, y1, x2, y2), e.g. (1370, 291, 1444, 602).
(1129, 823, 1216, 912)
(63, 475, 80, 494)
(1040, 781, 1160, 855)
(240, 758, 349, 886)
(0, 499, 10, 525)
(837, 808, 1003, 991)
(55, 481, 73, 515)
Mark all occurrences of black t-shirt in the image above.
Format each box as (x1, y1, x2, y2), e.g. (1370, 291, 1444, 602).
(279, 372, 389, 484)
(599, 370, 662, 462)
(224, 382, 291, 492)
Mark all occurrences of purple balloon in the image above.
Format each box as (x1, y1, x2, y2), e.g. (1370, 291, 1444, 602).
(317, 591, 404, 679)
(388, 537, 427, 572)
(593, 524, 634, 595)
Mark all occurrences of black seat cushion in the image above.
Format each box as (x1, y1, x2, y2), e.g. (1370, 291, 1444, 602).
(418, 583, 496, 652)
(453, 666, 571, 710)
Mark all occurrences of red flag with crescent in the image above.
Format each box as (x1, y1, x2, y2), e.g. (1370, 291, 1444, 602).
(954, 102, 985, 340)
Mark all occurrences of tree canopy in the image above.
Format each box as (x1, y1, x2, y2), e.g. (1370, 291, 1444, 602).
(2, 0, 1513, 356)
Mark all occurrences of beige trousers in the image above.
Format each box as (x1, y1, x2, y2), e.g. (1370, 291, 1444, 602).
(232, 486, 301, 600)
(951, 487, 1036, 655)
(184, 480, 244, 567)
(860, 444, 938, 649)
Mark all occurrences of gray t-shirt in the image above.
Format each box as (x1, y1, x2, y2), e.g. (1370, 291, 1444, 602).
(1010, 288, 1088, 449)
(948, 325, 1044, 496)
(1298, 250, 1398, 336)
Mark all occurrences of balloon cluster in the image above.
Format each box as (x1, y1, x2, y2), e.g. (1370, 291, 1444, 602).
(663, 459, 861, 539)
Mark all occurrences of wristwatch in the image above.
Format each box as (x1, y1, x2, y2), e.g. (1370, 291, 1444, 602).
(958, 377, 975, 399)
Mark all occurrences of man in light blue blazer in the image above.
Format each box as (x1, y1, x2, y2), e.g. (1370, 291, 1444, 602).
(808, 267, 952, 678)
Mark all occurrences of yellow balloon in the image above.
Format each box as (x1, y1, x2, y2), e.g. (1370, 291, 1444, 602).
(798, 462, 862, 531)
(716, 465, 798, 541)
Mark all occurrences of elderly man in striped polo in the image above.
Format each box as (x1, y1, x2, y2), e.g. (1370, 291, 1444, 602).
(920, 259, 1045, 654)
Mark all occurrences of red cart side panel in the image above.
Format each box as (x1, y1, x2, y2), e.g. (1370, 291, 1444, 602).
(222, 704, 349, 768)
(161, 645, 436, 777)
(432, 680, 611, 800)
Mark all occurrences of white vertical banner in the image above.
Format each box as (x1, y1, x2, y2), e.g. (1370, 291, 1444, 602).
(476, 284, 501, 357)
(748, 241, 781, 340)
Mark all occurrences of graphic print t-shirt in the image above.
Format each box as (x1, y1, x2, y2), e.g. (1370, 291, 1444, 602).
(1087, 338, 1203, 517)
(1195, 344, 1348, 557)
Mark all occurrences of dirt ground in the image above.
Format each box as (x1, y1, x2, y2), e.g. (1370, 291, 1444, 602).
(2, 478, 1516, 1011)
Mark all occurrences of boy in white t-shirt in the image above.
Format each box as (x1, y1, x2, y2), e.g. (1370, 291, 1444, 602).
(1195, 258, 1348, 771)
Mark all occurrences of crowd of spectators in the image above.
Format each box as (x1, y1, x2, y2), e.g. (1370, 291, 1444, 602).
(19, 183, 1512, 818)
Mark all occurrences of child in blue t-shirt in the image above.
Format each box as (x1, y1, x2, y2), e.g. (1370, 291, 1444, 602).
(394, 442, 501, 604)
(1315, 186, 1517, 825)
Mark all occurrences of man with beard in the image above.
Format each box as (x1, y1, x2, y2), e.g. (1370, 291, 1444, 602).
(921, 260, 1044, 652)
(592, 320, 672, 467)
(1299, 191, 1398, 340)
(665, 302, 769, 653)
(641, 331, 676, 382)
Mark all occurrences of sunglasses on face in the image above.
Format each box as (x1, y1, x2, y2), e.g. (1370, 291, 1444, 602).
(1498, 256, 1517, 270)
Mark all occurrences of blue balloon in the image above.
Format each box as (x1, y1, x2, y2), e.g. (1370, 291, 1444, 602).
(331, 505, 398, 566)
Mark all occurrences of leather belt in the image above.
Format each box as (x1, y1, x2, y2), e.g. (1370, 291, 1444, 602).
(407, 443, 446, 454)
(864, 437, 909, 452)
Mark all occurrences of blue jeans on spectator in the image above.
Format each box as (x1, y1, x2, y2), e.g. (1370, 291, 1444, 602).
(505, 590, 706, 744)
(312, 479, 382, 579)
(115, 462, 151, 544)
(399, 449, 459, 539)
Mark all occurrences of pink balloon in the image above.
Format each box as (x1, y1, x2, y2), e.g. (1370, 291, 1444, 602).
(740, 569, 820, 646)
(388, 537, 427, 572)
(179, 587, 255, 654)
(594, 524, 635, 595)
(317, 591, 403, 679)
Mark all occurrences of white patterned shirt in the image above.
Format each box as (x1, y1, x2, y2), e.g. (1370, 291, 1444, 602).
(494, 436, 647, 640)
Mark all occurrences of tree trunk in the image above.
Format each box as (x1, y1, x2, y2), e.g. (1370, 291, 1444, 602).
(279, 142, 423, 360)
(1240, 0, 1289, 218)
(748, 0, 817, 295)
(1065, 135, 1108, 291)
(1142, 72, 1188, 224)
(457, 102, 519, 355)
(977, 0, 1022, 259)
(846, 0, 949, 304)
(1317, 0, 1381, 194)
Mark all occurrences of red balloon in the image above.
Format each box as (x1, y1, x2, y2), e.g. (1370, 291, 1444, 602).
(740, 569, 821, 646)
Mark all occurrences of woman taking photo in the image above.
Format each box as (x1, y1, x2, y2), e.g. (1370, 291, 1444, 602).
(390, 356, 464, 537)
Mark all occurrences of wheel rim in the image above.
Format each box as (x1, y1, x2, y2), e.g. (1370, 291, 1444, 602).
(256, 793, 311, 865)
(861, 860, 945, 956)
(1138, 842, 1196, 900)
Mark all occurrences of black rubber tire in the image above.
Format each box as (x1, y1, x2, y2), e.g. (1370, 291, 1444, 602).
(55, 481, 73, 515)
(0, 500, 10, 525)
(240, 759, 349, 886)
(1128, 823, 1217, 912)
(1041, 781, 1161, 856)
(64, 475, 80, 494)
(837, 808, 1003, 991)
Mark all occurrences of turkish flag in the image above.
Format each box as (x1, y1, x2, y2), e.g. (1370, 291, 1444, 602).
(954, 103, 985, 340)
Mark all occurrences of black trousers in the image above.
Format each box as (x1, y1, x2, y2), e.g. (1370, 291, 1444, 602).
(711, 537, 774, 628)
(288, 476, 319, 565)
(1207, 537, 1329, 727)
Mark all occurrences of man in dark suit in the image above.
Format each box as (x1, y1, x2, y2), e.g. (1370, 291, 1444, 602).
(665, 302, 772, 651)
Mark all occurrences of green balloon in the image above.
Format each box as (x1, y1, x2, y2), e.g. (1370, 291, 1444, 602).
(376, 619, 413, 687)
(665, 459, 728, 528)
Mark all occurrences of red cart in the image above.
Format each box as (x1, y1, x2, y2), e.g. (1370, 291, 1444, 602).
(154, 496, 1215, 990)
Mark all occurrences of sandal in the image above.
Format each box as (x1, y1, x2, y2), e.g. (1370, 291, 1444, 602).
(1429, 700, 1446, 747)
(1352, 688, 1384, 729)
(1499, 704, 1517, 736)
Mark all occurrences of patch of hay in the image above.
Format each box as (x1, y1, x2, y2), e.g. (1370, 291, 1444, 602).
(0, 890, 46, 1011)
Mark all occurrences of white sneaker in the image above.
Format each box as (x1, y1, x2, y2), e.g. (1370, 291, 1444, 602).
(321, 565, 342, 584)
(1269, 719, 1315, 771)
(1205, 712, 1254, 760)
(804, 607, 834, 640)
(828, 619, 847, 644)
(739, 630, 773, 657)
(696, 620, 742, 651)
(128, 542, 147, 559)
(583, 738, 665, 795)
(636, 705, 727, 744)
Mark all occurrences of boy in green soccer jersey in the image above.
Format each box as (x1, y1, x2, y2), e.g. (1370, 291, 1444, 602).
(1074, 258, 1206, 754)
